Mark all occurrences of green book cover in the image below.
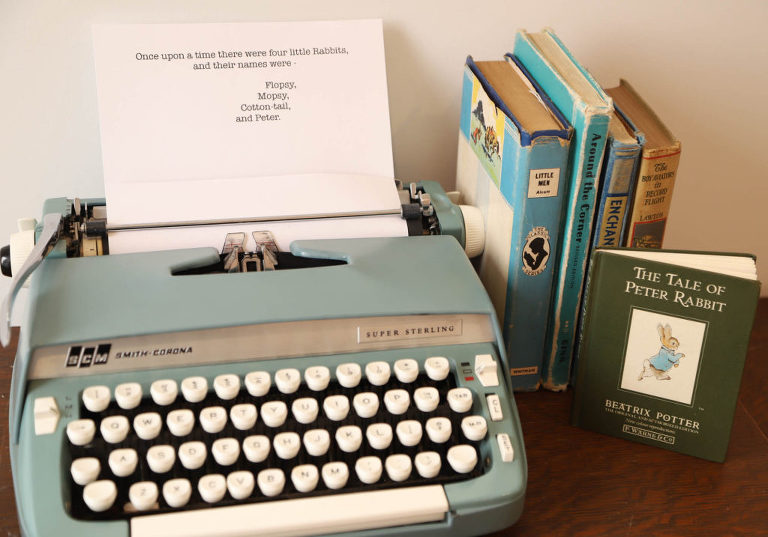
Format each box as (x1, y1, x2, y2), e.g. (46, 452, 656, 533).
(571, 249, 760, 461)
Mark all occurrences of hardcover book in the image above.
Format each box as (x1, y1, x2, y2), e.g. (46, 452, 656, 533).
(571, 248, 760, 461)
(591, 110, 643, 248)
(456, 56, 572, 390)
(605, 80, 682, 248)
(513, 29, 612, 391)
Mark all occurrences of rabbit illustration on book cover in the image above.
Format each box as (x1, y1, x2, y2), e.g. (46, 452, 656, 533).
(638, 324, 685, 381)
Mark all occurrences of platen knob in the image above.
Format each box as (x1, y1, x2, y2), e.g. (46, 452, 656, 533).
(458, 205, 485, 258)
(0, 245, 10, 277)
(9, 218, 37, 279)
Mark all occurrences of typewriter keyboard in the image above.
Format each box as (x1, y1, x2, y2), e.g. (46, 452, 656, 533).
(65, 355, 499, 522)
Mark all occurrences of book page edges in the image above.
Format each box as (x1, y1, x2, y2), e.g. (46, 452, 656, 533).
(466, 58, 569, 143)
(608, 79, 677, 149)
(604, 250, 758, 280)
(526, 28, 612, 112)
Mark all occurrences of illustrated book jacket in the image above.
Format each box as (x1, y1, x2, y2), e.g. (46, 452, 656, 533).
(456, 55, 572, 390)
(571, 249, 760, 461)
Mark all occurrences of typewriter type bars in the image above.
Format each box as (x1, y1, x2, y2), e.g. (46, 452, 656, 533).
(60, 354, 512, 536)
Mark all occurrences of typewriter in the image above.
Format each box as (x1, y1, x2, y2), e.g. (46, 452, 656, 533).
(2, 182, 526, 537)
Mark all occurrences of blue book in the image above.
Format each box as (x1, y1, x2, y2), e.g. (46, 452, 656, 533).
(456, 56, 572, 390)
(512, 29, 612, 391)
(592, 109, 644, 249)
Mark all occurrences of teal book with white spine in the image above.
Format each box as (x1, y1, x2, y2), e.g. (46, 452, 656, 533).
(456, 55, 572, 390)
(512, 29, 612, 391)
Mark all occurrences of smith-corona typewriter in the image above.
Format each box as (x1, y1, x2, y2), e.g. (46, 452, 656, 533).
(2, 183, 526, 537)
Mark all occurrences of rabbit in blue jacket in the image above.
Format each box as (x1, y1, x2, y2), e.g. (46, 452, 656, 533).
(637, 324, 685, 381)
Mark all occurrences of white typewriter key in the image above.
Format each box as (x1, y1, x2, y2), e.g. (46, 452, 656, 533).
(413, 387, 440, 413)
(212, 437, 241, 466)
(335, 425, 363, 453)
(163, 478, 192, 508)
(336, 363, 362, 388)
(366, 423, 393, 450)
(355, 456, 383, 484)
(425, 417, 452, 444)
(273, 432, 301, 459)
(395, 420, 423, 447)
(303, 429, 331, 457)
(304, 366, 331, 391)
(167, 409, 195, 437)
(461, 415, 488, 441)
(394, 358, 419, 383)
(108, 448, 138, 477)
(385, 454, 413, 482)
(275, 368, 301, 394)
(199, 406, 228, 433)
(243, 435, 271, 463)
(134, 412, 163, 440)
(244, 371, 271, 397)
(352, 392, 379, 418)
(227, 471, 255, 500)
(146, 445, 176, 474)
(260, 401, 288, 428)
(365, 361, 391, 386)
(424, 357, 451, 381)
(83, 480, 117, 512)
(213, 374, 241, 400)
(447, 388, 474, 413)
(180, 376, 208, 403)
(66, 419, 96, 446)
(321, 461, 349, 490)
(323, 395, 350, 421)
(100, 415, 130, 444)
(291, 397, 319, 424)
(129, 481, 159, 511)
(257, 468, 286, 497)
(114, 382, 142, 410)
(384, 389, 410, 415)
(178, 441, 208, 470)
(447, 444, 478, 474)
(414, 451, 442, 479)
(82, 385, 111, 413)
(291, 464, 320, 493)
(198, 474, 227, 503)
(230, 403, 258, 430)
(150, 379, 178, 406)
(70, 457, 101, 486)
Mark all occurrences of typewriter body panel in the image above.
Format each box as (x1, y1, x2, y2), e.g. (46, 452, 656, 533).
(9, 212, 526, 536)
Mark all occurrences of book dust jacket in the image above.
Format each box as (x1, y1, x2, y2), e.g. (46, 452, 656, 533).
(571, 250, 760, 461)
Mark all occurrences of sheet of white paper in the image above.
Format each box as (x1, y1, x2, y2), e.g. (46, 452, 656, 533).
(107, 215, 408, 255)
(92, 20, 403, 238)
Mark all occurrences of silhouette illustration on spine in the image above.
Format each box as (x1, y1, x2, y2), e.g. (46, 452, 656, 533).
(523, 237, 549, 272)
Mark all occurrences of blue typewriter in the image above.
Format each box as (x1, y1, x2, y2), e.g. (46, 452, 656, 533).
(1, 183, 526, 537)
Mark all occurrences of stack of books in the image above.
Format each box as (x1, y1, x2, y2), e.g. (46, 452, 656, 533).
(456, 29, 761, 461)
(456, 28, 685, 392)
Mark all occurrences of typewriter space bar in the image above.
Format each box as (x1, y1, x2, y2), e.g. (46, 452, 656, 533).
(131, 485, 449, 537)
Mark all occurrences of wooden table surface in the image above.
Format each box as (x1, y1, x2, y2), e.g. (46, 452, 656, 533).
(1, 299, 766, 536)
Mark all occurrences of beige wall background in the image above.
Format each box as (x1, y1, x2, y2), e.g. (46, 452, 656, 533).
(1, 0, 766, 307)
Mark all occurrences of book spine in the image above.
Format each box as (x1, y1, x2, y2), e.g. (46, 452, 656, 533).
(623, 144, 681, 248)
(541, 112, 609, 390)
(501, 135, 570, 390)
(456, 62, 570, 391)
(569, 250, 603, 425)
(592, 141, 642, 248)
